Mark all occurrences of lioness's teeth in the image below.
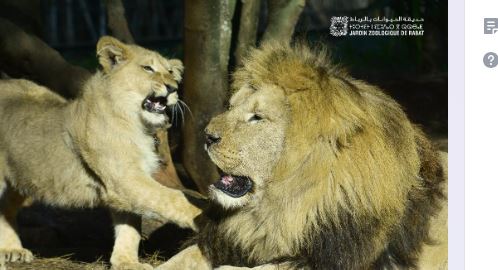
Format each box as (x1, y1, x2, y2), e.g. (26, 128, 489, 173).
(221, 175, 234, 185)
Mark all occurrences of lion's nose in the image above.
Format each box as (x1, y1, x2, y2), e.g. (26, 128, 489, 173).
(205, 133, 221, 147)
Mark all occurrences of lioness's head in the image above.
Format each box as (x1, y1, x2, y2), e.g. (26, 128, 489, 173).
(205, 43, 417, 212)
(96, 36, 184, 126)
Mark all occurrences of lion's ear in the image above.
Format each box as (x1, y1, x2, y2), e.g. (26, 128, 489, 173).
(96, 36, 130, 72)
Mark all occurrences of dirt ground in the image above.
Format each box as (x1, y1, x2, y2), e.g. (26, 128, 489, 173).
(4, 255, 166, 270)
(3, 205, 193, 270)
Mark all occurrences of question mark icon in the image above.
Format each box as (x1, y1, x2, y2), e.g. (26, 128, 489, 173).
(484, 52, 498, 68)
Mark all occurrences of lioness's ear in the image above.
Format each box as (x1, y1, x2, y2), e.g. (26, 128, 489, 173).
(168, 59, 184, 82)
(96, 36, 130, 72)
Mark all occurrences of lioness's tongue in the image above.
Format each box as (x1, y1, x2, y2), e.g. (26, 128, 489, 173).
(213, 175, 252, 198)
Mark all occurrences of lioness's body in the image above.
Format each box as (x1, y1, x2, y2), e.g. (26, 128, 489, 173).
(0, 80, 103, 207)
(157, 43, 447, 270)
(0, 37, 201, 270)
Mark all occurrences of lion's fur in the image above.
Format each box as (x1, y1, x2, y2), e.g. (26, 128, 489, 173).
(191, 43, 447, 269)
(0, 36, 201, 269)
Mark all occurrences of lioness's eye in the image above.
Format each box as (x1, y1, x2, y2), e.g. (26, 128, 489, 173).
(248, 114, 263, 123)
(142, 65, 155, 73)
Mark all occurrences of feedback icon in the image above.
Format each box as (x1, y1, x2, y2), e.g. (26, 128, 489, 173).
(484, 52, 498, 68)
(484, 18, 498, 34)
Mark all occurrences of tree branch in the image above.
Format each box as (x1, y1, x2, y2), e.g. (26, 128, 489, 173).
(235, 0, 261, 65)
(262, 0, 306, 43)
(0, 18, 90, 98)
(105, 0, 134, 43)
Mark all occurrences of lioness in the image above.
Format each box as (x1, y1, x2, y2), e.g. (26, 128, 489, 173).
(0, 36, 201, 270)
(156, 43, 447, 270)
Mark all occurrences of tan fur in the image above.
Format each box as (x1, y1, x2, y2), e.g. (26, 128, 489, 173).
(159, 42, 447, 269)
(0, 36, 201, 270)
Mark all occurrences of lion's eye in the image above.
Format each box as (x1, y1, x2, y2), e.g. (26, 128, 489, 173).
(142, 65, 155, 73)
(248, 114, 263, 123)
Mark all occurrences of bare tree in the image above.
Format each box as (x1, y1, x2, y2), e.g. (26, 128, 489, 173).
(105, 0, 135, 43)
(262, 0, 306, 43)
(235, 0, 262, 65)
(0, 18, 90, 98)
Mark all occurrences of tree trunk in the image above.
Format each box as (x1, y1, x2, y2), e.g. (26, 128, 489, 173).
(0, 0, 43, 37)
(183, 0, 236, 193)
(105, 0, 135, 43)
(262, 0, 306, 43)
(235, 0, 261, 66)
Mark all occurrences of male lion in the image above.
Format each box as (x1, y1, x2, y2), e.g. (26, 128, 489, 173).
(156, 43, 447, 270)
(0, 36, 201, 270)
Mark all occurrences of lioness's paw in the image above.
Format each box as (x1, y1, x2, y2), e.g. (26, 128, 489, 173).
(112, 262, 153, 270)
(0, 248, 34, 263)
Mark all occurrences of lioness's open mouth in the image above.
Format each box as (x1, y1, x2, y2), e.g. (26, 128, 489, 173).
(142, 94, 169, 114)
(213, 173, 253, 198)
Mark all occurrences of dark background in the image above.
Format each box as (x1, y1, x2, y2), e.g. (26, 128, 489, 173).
(30, 0, 447, 133)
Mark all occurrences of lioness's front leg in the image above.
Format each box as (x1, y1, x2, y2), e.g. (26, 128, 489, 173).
(80, 145, 202, 229)
(154, 245, 210, 270)
(110, 211, 152, 270)
(105, 175, 202, 230)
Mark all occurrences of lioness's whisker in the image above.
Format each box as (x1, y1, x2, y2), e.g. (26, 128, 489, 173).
(177, 102, 185, 125)
(172, 103, 178, 126)
(178, 100, 193, 118)
(175, 103, 181, 125)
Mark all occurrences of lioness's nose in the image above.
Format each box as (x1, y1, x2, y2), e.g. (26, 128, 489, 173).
(165, 85, 176, 93)
(205, 132, 221, 147)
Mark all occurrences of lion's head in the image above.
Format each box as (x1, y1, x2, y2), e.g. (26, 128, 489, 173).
(205, 43, 420, 218)
(95, 36, 184, 127)
(205, 82, 288, 207)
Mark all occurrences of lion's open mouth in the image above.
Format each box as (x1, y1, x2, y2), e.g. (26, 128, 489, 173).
(142, 94, 169, 114)
(213, 173, 253, 198)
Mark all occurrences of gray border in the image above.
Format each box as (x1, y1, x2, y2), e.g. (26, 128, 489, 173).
(448, 0, 464, 268)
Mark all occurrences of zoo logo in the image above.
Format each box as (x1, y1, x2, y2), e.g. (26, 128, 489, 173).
(330, 16, 349, 37)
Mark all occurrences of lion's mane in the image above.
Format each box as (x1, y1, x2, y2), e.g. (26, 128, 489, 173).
(193, 43, 446, 270)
